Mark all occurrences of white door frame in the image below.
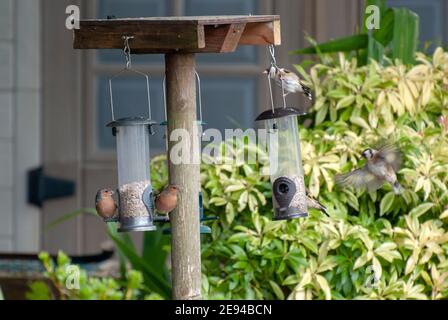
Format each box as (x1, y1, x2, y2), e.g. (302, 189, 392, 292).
(10, 0, 42, 252)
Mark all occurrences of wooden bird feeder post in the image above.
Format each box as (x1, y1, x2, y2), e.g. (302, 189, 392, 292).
(74, 15, 281, 300)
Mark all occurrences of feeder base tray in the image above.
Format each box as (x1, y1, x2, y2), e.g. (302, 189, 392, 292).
(273, 207, 308, 221)
(118, 216, 157, 233)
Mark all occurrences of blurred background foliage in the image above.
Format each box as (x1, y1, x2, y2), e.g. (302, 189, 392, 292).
(292, 0, 420, 65)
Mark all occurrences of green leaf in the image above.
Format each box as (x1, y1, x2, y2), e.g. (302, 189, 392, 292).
(372, 8, 394, 45)
(238, 190, 249, 212)
(391, 8, 419, 64)
(269, 280, 285, 300)
(336, 96, 355, 110)
(315, 274, 332, 300)
(107, 227, 171, 299)
(26, 281, 52, 300)
(291, 34, 368, 55)
(409, 202, 433, 218)
(354, 252, 370, 269)
(380, 192, 395, 216)
(367, 36, 384, 63)
(44, 208, 97, 232)
(142, 229, 170, 280)
(283, 274, 300, 286)
(315, 104, 328, 125)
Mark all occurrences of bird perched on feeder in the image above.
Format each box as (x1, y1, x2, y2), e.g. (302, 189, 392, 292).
(264, 66, 313, 101)
(95, 189, 118, 219)
(155, 184, 179, 214)
(306, 190, 328, 215)
(335, 142, 404, 195)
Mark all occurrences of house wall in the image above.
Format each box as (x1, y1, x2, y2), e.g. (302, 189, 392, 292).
(0, 0, 41, 252)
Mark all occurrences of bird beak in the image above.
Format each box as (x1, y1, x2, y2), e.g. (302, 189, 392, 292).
(262, 70, 268, 74)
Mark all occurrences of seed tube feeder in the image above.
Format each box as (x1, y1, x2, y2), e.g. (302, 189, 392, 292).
(108, 118, 157, 232)
(256, 108, 308, 220)
(106, 36, 158, 232)
(255, 44, 308, 220)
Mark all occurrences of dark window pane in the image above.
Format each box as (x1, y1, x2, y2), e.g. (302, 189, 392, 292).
(185, 0, 258, 64)
(97, 0, 167, 18)
(96, 0, 168, 64)
(97, 76, 257, 152)
(97, 75, 166, 153)
(200, 77, 257, 133)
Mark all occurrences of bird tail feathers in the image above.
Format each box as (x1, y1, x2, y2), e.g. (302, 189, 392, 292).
(301, 83, 313, 101)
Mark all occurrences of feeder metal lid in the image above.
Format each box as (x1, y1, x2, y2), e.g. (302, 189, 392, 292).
(255, 107, 306, 121)
(107, 116, 158, 127)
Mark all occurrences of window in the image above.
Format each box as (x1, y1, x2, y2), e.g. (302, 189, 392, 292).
(85, 0, 270, 160)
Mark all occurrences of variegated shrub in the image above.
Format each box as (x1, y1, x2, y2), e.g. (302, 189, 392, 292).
(152, 48, 448, 300)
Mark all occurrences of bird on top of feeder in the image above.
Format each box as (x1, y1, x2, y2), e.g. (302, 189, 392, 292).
(335, 142, 404, 195)
(306, 190, 328, 215)
(264, 65, 313, 101)
(95, 189, 118, 219)
(155, 184, 179, 214)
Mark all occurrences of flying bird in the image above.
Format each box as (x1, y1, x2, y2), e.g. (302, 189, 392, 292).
(155, 185, 179, 214)
(264, 66, 313, 101)
(95, 189, 118, 219)
(306, 191, 328, 215)
(335, 142, 404, 195)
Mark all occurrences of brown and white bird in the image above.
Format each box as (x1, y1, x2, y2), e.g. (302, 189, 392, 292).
(264, 65, 313, 100)
(155, 185, 179, 214)
(306, 190, 328, 215)
(95, 189, 118, 219)
(335, 142, 404, 195)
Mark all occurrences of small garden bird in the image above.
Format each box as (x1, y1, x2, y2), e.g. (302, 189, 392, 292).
(335, 142, 404, 194)
(155, 184, 179, 214)
(95, 189, 117, 219)
(264, 66, 313, 100)
(306, 190, 328, 215)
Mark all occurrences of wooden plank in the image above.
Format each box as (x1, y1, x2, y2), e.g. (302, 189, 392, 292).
(74, 23, 205, 50)
(218, 23, 246, 52)
(79, 15, 279, 25)
(73, 15, 280, 53)
(239, 20, 281, 46)
(193, 23, 246, 53)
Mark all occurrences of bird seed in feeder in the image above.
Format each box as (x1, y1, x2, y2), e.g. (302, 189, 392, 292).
(118, 180, 151, 218)
(288, 175, 307, 213)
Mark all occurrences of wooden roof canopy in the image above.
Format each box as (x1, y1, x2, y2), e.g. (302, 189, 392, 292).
(73, 15, 281, 53)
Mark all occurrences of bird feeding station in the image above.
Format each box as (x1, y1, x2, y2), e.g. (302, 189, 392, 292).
(104, 36, 158, 232)
(255, 45, 308, 220)
(73, 15, 281, 300)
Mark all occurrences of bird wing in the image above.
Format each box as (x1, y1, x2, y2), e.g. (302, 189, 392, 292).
(376, 142, 402, 172)
(95, 191, 102, 205)
(281, 68, 313, 100)
(335, 167, 384, 192)
(281, 68, 300, 81)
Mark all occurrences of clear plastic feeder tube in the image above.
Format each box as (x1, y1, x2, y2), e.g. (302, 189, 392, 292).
(256, 107, 308, 220)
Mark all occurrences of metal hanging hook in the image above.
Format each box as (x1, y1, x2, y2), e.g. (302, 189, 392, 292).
(266, 44, 286, 110)
(108, 35, 153, 122)
(268, 44, 277, 68)
(162, 69, 203, 124)
(123, 36, 134, 69)
(195, 70, 203, 124)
